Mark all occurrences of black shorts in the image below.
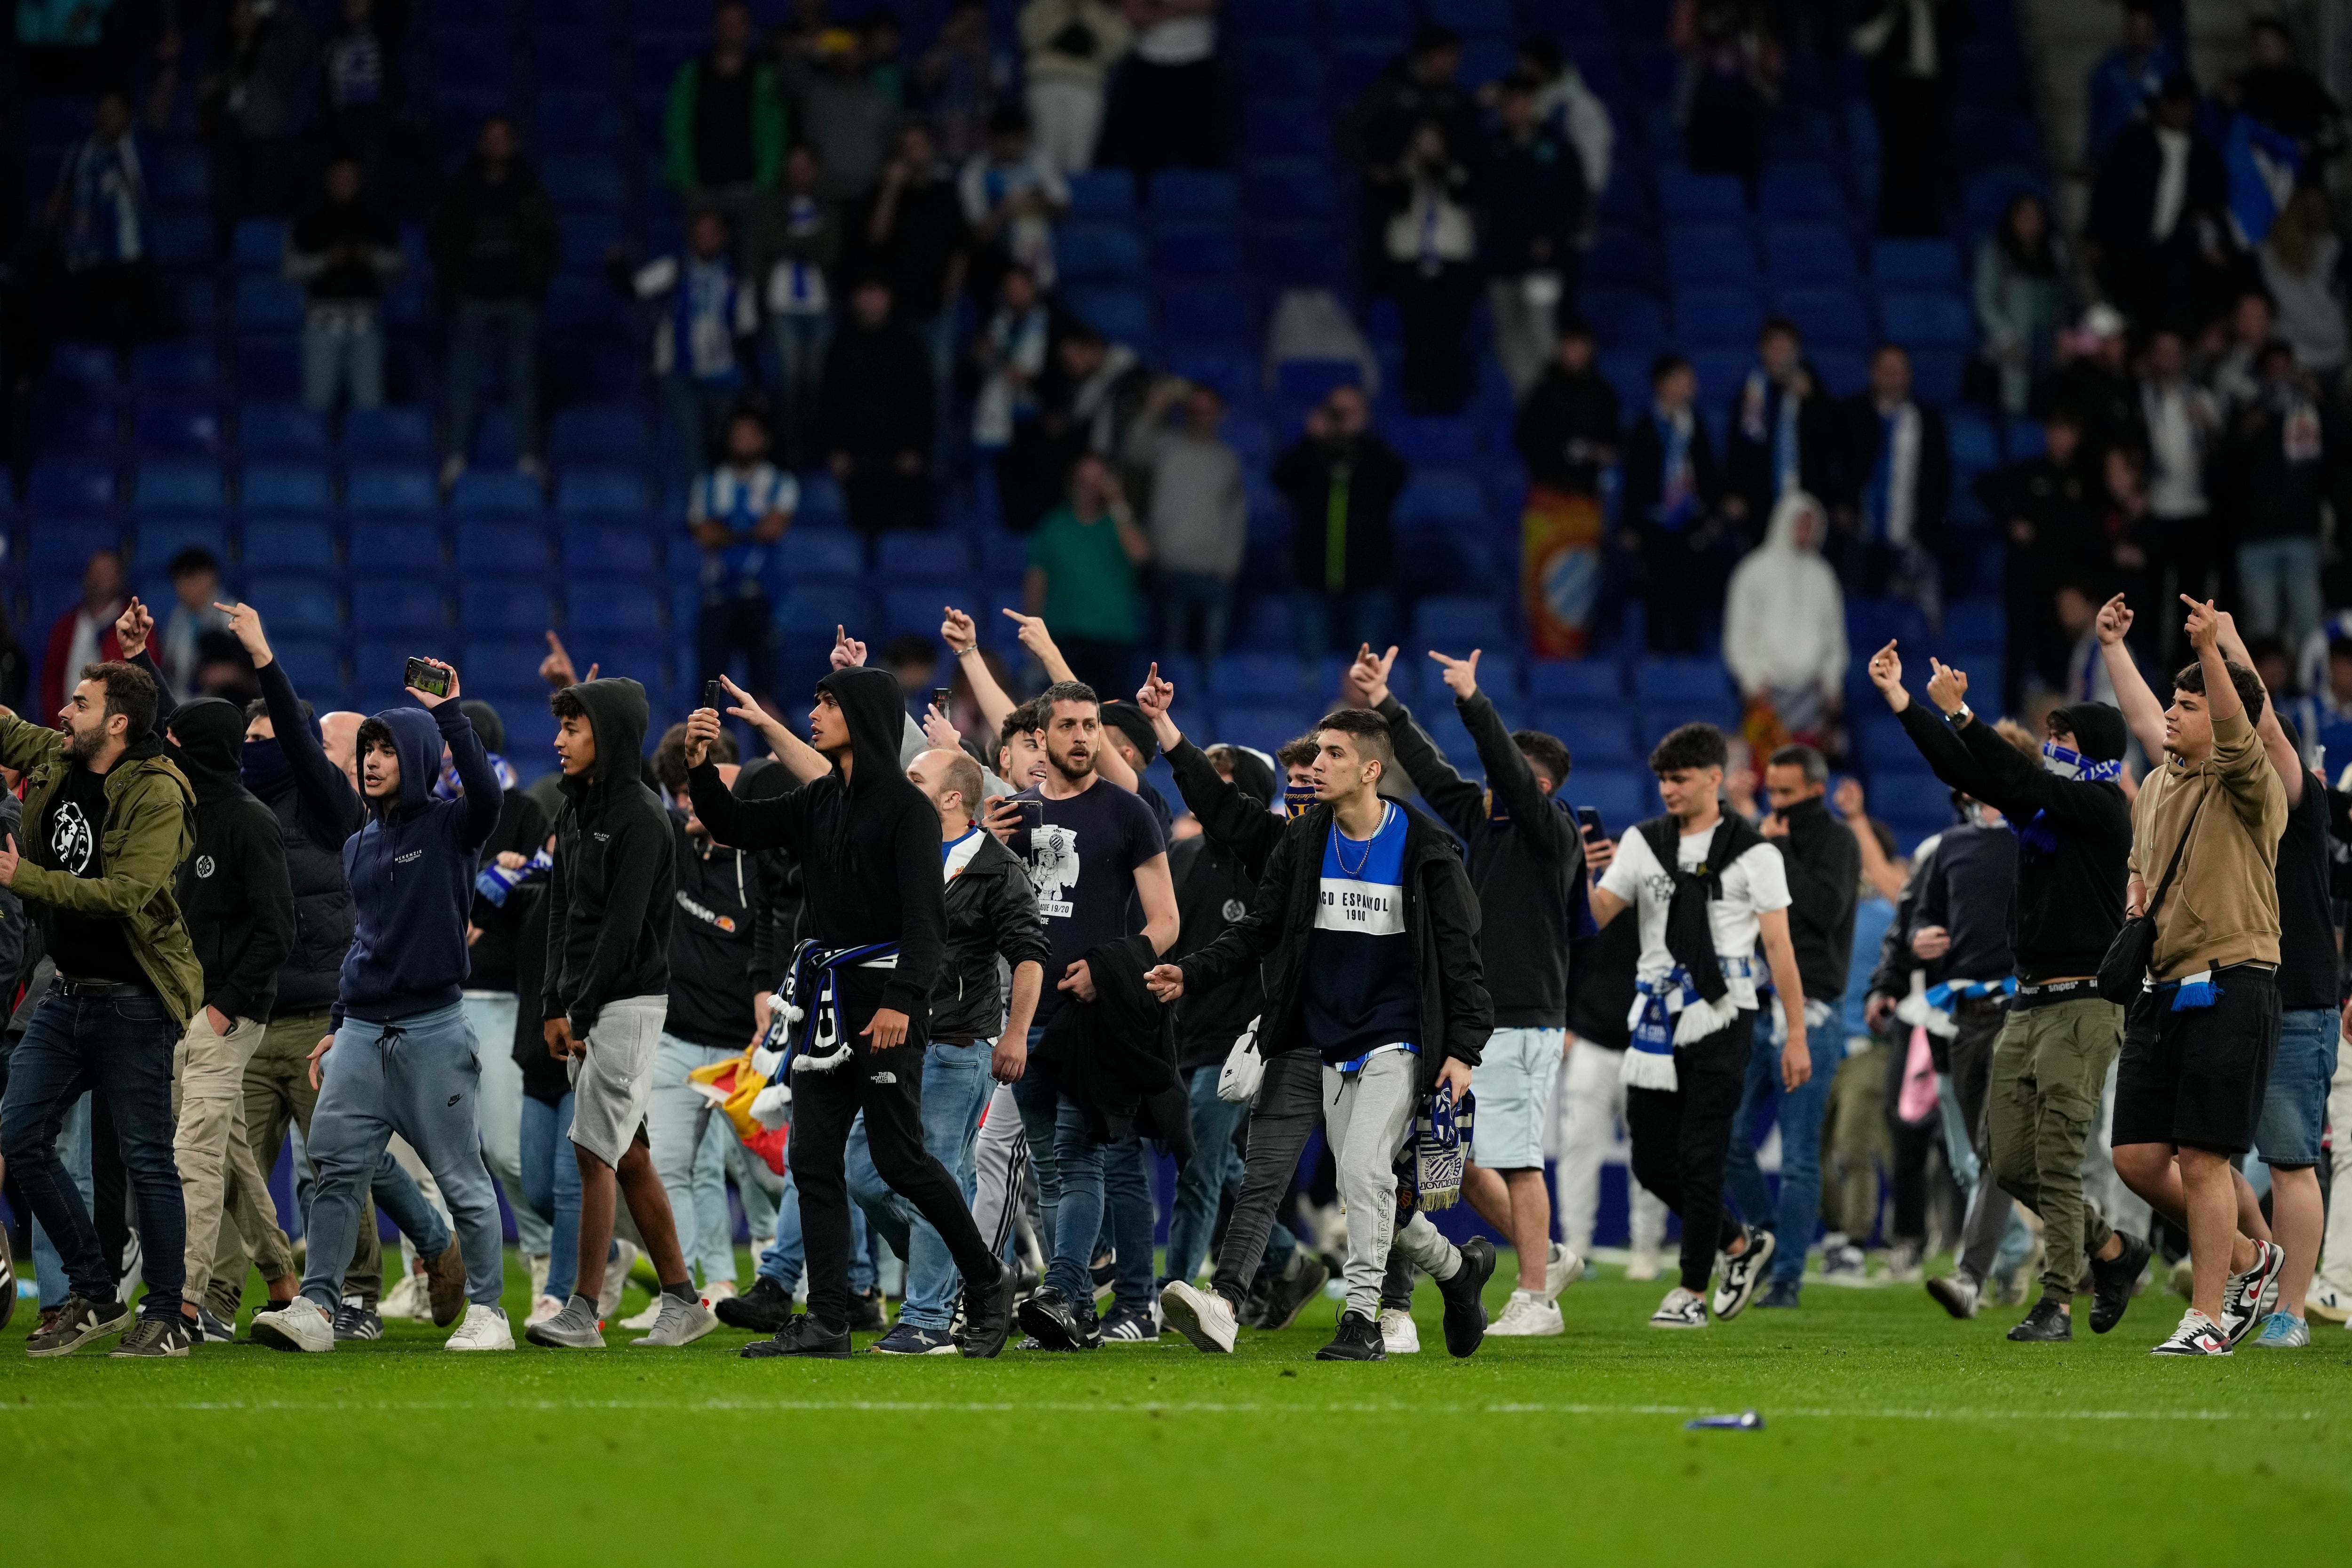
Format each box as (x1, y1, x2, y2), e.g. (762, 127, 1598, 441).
(2112, 964, 2280, 1156)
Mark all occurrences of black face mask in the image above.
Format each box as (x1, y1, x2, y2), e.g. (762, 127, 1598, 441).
(242, 737, 293, 797)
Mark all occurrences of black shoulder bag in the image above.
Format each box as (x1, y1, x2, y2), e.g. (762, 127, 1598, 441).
(2096, 793, 2205, 1005)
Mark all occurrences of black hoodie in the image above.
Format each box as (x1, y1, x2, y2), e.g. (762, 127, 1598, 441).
(164, 697, 296, 1024)
(1770, 794, 1862, 1006)
(687, 666, 946, 1022)
(544, 678, 675, 1035)
(666, 787, 763, 1051)
(243, 655, 362, 1016)
(1163, 738, 1276, 1069)
(461, 698, 551, 994)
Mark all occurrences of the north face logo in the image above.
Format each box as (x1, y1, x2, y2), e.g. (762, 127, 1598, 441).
(194, 855, 216, 879)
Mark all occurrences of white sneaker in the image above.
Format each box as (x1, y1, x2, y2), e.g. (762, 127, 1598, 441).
(1624, 1246, 1662, 1282)
(445, 1302, 515, 1352)
(1649, 1286, 1708, 1329)
(1542, 1242, 1585, 1302)
(2149, 1307, 2231, 1356)
(598, 1239, 638, 1323)
(524, 1293, 565, 1327)
(618, 1298, 664, 1330)
(1157, 1279, 1237, 1354)
(1487, 1289, 1565, 1337)
(252, 1296, 336, 1353)
(1378, 1306, 1422, 1354)
(702, 1279, 738, 1308)
(378, 1273, 422, 1321)
(525, 1252, 550, 1303)
(2303, 1278, 2351, 1323)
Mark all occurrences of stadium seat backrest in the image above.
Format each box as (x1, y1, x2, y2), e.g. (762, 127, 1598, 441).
(241, 461, 333, 515)
(455, 524, 553, 573)
(776, 528, 863, 582)
(242, 520, 339, 572)
(347, 463, 438, 514)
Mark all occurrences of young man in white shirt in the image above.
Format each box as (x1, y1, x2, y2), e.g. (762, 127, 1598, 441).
(1587, 722, 1812, 1328)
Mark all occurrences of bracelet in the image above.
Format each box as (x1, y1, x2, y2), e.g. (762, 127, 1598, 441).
(954, 645, 979, 659)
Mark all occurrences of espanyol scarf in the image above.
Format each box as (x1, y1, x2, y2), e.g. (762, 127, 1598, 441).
(2013, 742, 2122, 854)
(1393, 1083, 1473, 1212)
(760, 939, 905, 1074)
(1621, 956, 1753, 1091)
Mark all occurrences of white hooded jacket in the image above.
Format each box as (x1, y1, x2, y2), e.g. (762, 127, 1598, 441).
(1724, 492, 1848, 700)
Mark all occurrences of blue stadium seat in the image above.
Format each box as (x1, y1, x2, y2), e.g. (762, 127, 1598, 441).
(1211, 652, 1313, 702)
(792, 473, 847, 527)
(134, 398, 225, 457)
(875, 531, 970, 581)
(1428, 0, 1511, 28)
(351, 582, 450, 637)
(549, 406, 650, 465)
(1065, 286, 1153, 345)
(1947, 410, 2001, 475)
(1583, 228, 1655, 288)
(1065, 170, 1136, 216)
(1544, 713, 1642, 766)
(47, 344, 119, 398)
(1155, 221, 1245, 277)
(347, 463, 438, 513)
(555, 466, 652, 516)
(346, 520, 446, 573)
(146, 210, 212, 265)
(1385, 418, 1480, 465)
(37, 402, 120, 458)
(1946, 598, 2003, 653)
(1057, 221, 1147, 284)
(343, 408, 434, 460)
(242, 520, 338, 571)
(242, 575, 342, 635)
(562, 520, 662, 577)
(1812, 348, 1869, 396)
(134, 514, 231, 567)
(1160, 284, 1253, 344)
(238, 403, 330, 457)
(1580, 288, 1669, 351)
(1659, 170, 1747, 221)
(232, 218, 287, 270)
(1877, 290, 1973, 349)
(1396, 472, 1489, 529)
(776, 583, 874, 638)
(30, 462, 120, 514)
(133, 342, 220, 392)
(1910, 350, 1965, 405)
(1216, 703, 1315, 757)
(1163, 347, 1255, 403)
(1255, 223, 1344, 287)
(1569, 768, 1653, 828)
(1149, 171, 1239, 214)
(1528, 660, 1627, 701)
(30, 520, 123, 573)
(879, 589, 950, 643)
(540, 158, 624, 209)
(464, 637, 551, 691)
(1871, 239, 1960, 287)
(1665, 225, 1756, 285)
(450, 470, 546, 516)
(775, 528, 863, 582)
(1774, 286, 1872, 348)
(1868, 772, 1958, 822)
(1635, 659, 1731, 704)
(460, 582, 556, 626)
(1243, 160, 1335, 217)
(1274, 359, 1360, 405)
(1689, 347, 1753, 408)
(455, 523, 551, 573)
(1414, 595, 1505, 647)
(241, 461, 333, 515)
(235, 277, 306, 328)
(1675, 287, 1763, 345)
(1757, 166, 1847, 222)
(148, 143, 209, 204)
(267, 637, 344, 694)
(1764, 224, 1856, 284)
(566, 581, 665, 635)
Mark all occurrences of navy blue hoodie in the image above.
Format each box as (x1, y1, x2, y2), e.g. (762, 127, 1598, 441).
(334, 700, 503, 1027)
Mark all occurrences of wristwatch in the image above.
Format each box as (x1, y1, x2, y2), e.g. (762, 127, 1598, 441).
(1944, 702, 1973, 726)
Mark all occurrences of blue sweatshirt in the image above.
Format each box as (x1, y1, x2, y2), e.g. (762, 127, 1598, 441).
(333, 701, 503, 1027)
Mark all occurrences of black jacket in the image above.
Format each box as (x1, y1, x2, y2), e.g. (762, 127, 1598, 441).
(544, 678, 675, 1034)
(1031, 933, 1192, 1151)
(1894, 703, 2131, 980)
(2088, 121, 2230, 263)
(821, 317, 936, 458)
(665, 806, 763, 1050)
(1379, 687, 1581, 1028)
(1478, 122, 1585, 275)
(1829, 395, 1951, 548)
(1161, 736, 1282, 1068)
(1868, 828, 1945, 1004)
(1179, 797, 1491, 1091)
(1566, 914, 1639, 1047)
(1618, 406, 1722, 533)
(464, 782, 549, 994)
(1916, 818, 2017, 983)
(161, 696, 296, 1022)
(1769, 796, 1862, 1007)
(1513, 363, 1620, 497)
(688, 666, 946, 1023)
(1271, 432, 1410, 595)
(428, 152, 559, 304)
(1724, 370, 1837, 528)
(244, 654, 362, 1017)
(932, 828, 1049, 1043)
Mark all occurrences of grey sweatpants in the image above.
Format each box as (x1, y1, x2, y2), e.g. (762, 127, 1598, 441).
(299, 1002, 506, 1313)
(1325, 1051, 1462, 1320)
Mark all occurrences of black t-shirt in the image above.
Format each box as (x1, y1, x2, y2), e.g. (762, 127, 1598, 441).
(692, 56, 757, 188)
(1016, 779, 1165, 1024)
(2274, 776, 2337, 1011)
(40, 764, 146, 988)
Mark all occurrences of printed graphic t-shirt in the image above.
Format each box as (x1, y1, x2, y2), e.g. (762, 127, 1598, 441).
(1017, 778, 1165, 1023)
(41, 762, 145, 987)
(1597, 822, 1789, 1010)
(1305, 802, 1421, 1063)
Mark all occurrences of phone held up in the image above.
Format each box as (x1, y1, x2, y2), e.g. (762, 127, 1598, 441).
(702, 679, 722, 712)
(404, 657, 452, 700)
(1576, 806, 1605, 841)
(933, 685, 954, 715)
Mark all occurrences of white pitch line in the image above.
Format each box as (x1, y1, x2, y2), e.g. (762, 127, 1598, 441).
(0, 1397, 2327, 1423)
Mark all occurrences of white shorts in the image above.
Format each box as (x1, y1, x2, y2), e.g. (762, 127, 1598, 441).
(566, 995, 669, 1169)
(1472, 1027, 1565, 1170)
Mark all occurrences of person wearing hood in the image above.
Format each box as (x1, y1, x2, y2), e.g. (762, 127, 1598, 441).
(525, 677, 714, 1352)
(1724, 492, 1849, 744)
(1865, 636, 2149, 1342)
(149, 686, 297, 1345)
(253, 659, 514, 1355)
(684, 664, 1020, 1359)
(152, 600, 460, 1339)
(0, 655, 204, 1359)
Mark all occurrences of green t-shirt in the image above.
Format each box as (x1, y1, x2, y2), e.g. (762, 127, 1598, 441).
(1026, 507, 1140, 643)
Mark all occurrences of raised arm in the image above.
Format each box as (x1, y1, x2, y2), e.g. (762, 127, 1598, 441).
(423, 666, 503, 848)
(2213, 605, 2305, 808)
(711, 673, 829, 785)
(1867, 640, 1994, 800)
(226, 601, 365, 838)
(943, 607, 1017, 736)
(1443, 651, 1575, 861)
(2095, 595, 2168, 764)
(1363, 648, 1481, 836)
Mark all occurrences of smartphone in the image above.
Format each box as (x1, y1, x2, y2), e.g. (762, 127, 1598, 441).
(404, 657, 451, 699)
(1017, 797, 1044, 837)
(1576, 806, 1605, 840)
(702, 679, 722, 712)
(933, 685, 954, 714)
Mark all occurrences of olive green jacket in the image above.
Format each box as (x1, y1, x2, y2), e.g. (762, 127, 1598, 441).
(0, 714, 203, 1027)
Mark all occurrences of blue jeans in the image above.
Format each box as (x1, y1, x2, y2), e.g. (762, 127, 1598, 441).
(661, 372, 740, 487)
(754, 1133, 876, 1297)
(845, 1039, 993, 1331)
(519, 1090, 612, 1303)
(768, 312, 831, 464)
(1, 989, 186, 1319)
(29, 1092, 93, 1310)
(2237, 535, 2323, 648)
(301, 309, 384, 413)
(287, 1117, 451, 1266)
(1100, 1134, 1156, 1321)
(445, 298, 540, 462)
(1293, 587, 1394, 661)
(1158, 570, 1235, 665)
(647, 1033, 743, 1289)
(1721, 1008, 1840, 1285)
(1164, 1062, 1299, 1289)
(299, 1003, 505, 1312)
(1013, 1028, 1106, 1304)
(2252, 1006, 2339, 1168)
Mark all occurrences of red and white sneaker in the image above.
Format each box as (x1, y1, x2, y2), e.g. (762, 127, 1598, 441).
(2150, 1308, 2232, 1357)
(2219, 1240, 2285, 1345)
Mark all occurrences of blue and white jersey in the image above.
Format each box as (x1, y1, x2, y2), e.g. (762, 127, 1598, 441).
(1304, 802, 1420, 1064)
(688, 461, 797, 598)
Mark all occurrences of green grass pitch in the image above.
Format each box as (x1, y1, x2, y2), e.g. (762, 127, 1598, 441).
(5, 1253, 2348, 1564)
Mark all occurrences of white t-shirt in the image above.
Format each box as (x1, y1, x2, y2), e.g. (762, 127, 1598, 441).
(1598, 824, 1790, 1010)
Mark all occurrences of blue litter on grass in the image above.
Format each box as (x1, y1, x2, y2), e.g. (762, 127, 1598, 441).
(1685, 1410, 1765, 1430)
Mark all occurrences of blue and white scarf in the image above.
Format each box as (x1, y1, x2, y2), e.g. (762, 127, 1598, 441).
(1650, 407, 1698, 530)
(1622, 955, 1752, 1091)
(2014, 741, 2122, 854)
(2150, 969, 2222, 1012)
(473, 844, 552, 906)
(760, 939, 905, 1074)
(1922, 975, 2016, 1011)
(436, 750, 517, 800)
(1394, 1082, 1473, 1211)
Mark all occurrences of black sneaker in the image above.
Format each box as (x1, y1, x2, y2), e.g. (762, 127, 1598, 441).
(1256, 1252, 1331, 1332)
(1436, 1235, 1497, 1358)
(740, 1315, 852, 1360)
(715, 1276, 795, 1334)
(1755, 1278, 1803, 1309)
(332, 1297, 384, 1341)
(2087, 1233, 2152, 1335)
(846, 1289, 888, 1335)
(26, 1295, 132, 1358)
(193, 1303, 239, 1343)
(1926, 1271, 1982, 1320)
(1100, 1309, 1158, 1344)
(109, 1316, 193, 1358)
(1017, 1285, 1103, 1351)
(1235, 1271, 1274, 1329)
(1090, 1250, 1117, 1305)
(869, 1321, 959, 1355)
(961, 1262, 1017, 1360)
(2005, 1297, 2072, 1341)
(1709, 1225, 1777, 1321)
(1315, 1310, 1387, 1361)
